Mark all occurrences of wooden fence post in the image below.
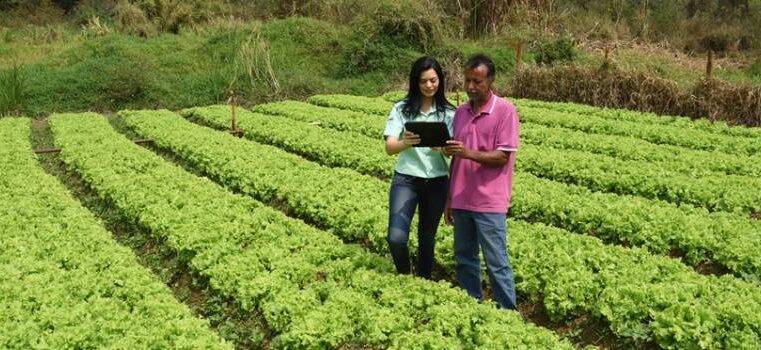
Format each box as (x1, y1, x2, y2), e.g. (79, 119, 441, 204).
(229, 90, 237, 133)
(604, 45, 610, 64)
(515, 41, 525, 72)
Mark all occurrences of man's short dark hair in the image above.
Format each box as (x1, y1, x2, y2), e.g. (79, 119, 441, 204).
(465, 54, 495, 81)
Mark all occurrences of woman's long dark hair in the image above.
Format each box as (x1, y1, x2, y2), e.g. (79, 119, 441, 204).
(401, 56, 455, 119)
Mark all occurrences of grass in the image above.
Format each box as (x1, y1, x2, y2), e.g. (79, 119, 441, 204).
(0, 9, 515, 116)
(0, 33, 81, 68)
(0, 19, 397, 116)
(0, 17, 407, 117)
(1, 16, 759, 118)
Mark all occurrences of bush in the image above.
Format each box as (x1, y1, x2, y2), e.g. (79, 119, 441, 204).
(510, 65, 682, 113)
(691, 78, 761, 126)
(95, 56, 151, 108)
(261, 16, 343, 56)
(338, 35, 419, 77)
(112, 0, 157, 37)
(688, 23, 757, 54)
(280, 74, 327, 99)
(70, 0, 117, 25)
(699, 32, 733, 53)
(436, 41, 518, 88)
(337, 0, 444, 76)
(747, 60, 761, 78)
(532, 35, 576, 66)
(510, 64, 761, 127)
(67, 0, 221, 36)
(227, 0, 366, 22)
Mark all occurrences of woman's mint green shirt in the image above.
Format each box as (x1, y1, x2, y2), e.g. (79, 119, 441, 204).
(383, 101, 455, 178)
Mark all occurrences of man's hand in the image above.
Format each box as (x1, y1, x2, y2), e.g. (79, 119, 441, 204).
(444, 140, 470, 159)
(401, 131, 421, 147)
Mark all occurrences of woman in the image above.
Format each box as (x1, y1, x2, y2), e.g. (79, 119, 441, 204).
(383, 56, 455, 279)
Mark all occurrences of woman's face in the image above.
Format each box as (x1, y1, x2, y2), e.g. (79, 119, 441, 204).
(418, 68, 439, 99)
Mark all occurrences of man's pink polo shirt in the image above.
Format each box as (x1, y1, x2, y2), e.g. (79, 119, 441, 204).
(450, 93, 520, 213)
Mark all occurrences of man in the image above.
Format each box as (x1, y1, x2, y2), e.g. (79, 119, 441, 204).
(443, 54, 519, 310)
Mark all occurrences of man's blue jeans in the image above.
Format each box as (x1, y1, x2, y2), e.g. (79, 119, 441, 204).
(387, 172, 448, 279)
(452, 209, 517, 310)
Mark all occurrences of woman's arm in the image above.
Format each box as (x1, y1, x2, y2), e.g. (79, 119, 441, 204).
(385, 131, 421, 155)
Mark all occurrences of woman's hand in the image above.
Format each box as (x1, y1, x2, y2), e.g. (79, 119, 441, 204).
(401, 130, 421, 147)
(384, 132, 420, 155)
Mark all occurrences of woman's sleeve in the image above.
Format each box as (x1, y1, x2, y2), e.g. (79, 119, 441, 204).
(445, 109, 455, 137)
(383, 103, 404, 139)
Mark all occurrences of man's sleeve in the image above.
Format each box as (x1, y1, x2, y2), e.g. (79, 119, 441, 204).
(496, 106, 519, 152)
(383, 103, 404, 139)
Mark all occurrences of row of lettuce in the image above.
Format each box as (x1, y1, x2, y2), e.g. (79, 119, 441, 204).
(12, 91, 755, 348)
(511, 97, 761, 139)
(380, 91, 761, 142)
(318, 92, 761, 157)
(0, 118, 230, 349)
(382, 90, 761, 139)
(46, 113, 570, 349)
(260, 99, 761, 179)
(255, 99, 761, 215)
(253, 96, 761, 177)
(190, 103, 761, 280)
(134, 107, 761, 349)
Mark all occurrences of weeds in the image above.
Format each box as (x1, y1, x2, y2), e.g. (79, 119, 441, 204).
(80, 15, 112, 37)
(234, 27, 280, 100)
(0, 62, 25, 116)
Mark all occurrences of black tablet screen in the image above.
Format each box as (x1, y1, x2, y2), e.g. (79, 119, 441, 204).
(404, 122, 451, 147)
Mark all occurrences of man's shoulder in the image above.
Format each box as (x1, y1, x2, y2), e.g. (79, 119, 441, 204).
(491, 97, 518, 122)
(452, 103, 468, 119)
(493, 95, 516, 111)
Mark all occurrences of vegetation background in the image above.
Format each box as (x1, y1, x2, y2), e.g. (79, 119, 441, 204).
(1, 0, 760, 123)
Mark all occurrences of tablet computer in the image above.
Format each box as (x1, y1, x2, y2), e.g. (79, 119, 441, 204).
(404, 121, 451, 147)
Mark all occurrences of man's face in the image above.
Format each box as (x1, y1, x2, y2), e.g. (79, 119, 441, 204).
(464, 64, 492, 103)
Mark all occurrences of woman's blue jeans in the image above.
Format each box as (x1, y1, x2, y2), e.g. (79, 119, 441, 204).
(387, 172, 449, 279)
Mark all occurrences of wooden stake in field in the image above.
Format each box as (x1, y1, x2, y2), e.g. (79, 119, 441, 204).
(604, 45, 610, 66)
(229, 90, 237, 132)
(515, 41, 525, 72)
(705, 50, 716, 123)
